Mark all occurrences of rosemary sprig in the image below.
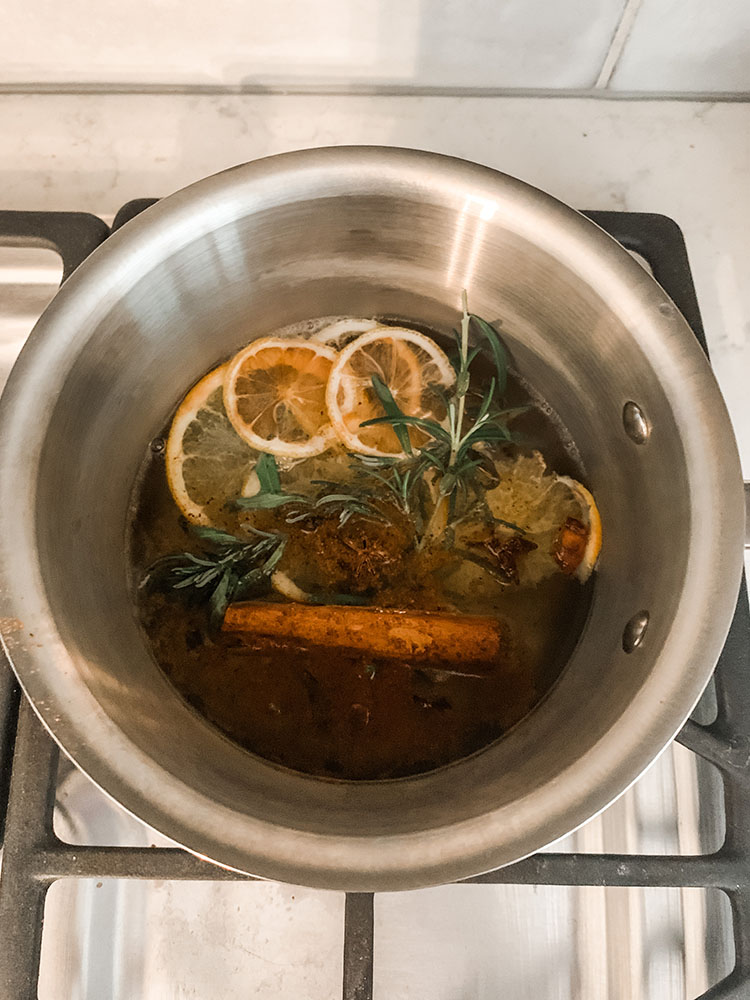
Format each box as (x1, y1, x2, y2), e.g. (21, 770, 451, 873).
(284, 487, 386, 527)
(368, 377, 413, 455)
(352, 453, 434, 521)
(142, 523, 286, 627)
(233, 460, 387, 528)
(360, 293, 519, 544)
(468, 311, 508, 398)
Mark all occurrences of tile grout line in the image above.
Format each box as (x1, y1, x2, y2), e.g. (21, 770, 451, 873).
(0, 82, 748, 101)
(594, 0, 644, 89)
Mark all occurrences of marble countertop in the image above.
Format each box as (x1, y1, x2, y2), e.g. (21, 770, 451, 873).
(1, 93, 748, 558)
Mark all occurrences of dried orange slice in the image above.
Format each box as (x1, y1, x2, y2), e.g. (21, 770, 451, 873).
(556, 476, 602, 582)
(325, 327, 454, 456)
(224, 338, 337, 458)
(165, 364, 258, 525)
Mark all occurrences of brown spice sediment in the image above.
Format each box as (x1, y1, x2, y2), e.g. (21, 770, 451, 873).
(257, 507, 414, 595)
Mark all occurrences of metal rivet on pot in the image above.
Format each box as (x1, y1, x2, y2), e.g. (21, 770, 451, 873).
(658, 302, 673, 315)
(623, 611, 649, 653)
(150, 437, 166, 454)
(623, 402, 650, 444)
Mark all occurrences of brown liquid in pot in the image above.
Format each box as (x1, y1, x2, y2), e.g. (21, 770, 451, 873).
(128, 319, 592, 780)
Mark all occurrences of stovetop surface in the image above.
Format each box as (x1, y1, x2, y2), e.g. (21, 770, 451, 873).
(0, 205, 748, 1000)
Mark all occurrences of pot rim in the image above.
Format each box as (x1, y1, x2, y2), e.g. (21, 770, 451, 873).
(0, 146, 744, 890)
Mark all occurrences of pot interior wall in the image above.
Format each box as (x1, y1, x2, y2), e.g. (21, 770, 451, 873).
(33, 180, 691, 850)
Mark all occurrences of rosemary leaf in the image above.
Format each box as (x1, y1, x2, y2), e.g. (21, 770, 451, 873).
(360, 413, 452, 445)
(263, 543, 286, 574)
(474, 378, 497, 424)
(283, 508, 316, 524)
(233, 492, 307, 510)
(352, 454, 400, 468)
(209, 571, 232, 628)
(470, 314, 508, 398)
(358, 469, 394, 492)
(192, 525, 244, 548)
(418, 450, 448, 474)
(453, 458, 484, 478)
(243, 523, 286, 541)
(314, 493, 368, 505)
(256, 452, 282, 493)
(370, 375, 413, 455)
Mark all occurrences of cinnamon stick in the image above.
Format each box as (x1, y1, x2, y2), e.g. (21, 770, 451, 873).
(222, 602, 504, 665)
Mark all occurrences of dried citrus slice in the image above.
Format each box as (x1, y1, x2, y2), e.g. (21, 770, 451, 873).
(326, 327, 455, 456)
(165, 364, 257, 525)
(310, 317, 380, 349)
(556, 476, 602, 582)
(483, 452, 602, 583)
(224, 338, 337, 458)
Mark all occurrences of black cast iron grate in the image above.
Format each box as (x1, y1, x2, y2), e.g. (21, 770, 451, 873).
(0, 203, 748, 1000)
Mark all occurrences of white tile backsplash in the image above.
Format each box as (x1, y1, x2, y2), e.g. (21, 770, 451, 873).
(2, 0, 749, 95)
(0, 0, 625, 89)
(611, 0, 750, 93)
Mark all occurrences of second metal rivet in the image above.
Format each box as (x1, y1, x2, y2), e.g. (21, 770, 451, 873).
(623, 611, 650, 653)
(623, 401, 650, 444)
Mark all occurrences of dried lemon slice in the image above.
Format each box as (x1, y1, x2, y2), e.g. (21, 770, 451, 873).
(165, 364, 257, 525)
(483, 452, 602, 583)
(310, 317, 380, 349)
(224, 337, 337, 458)
(325, 327, 455, 456)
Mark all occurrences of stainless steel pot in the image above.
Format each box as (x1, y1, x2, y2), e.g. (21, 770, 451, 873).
(0, 147, 745, 891)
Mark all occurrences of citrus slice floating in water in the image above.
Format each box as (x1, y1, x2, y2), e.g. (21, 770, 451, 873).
(224, 337, 337, 458)
(310, 317, 380, 349)
(325, 327, 454, 456)
(483, 451, 602, 583)
(165, 364, 257, 525)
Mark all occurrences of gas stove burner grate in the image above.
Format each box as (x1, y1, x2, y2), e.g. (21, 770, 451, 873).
(0, 204, 748, 1000)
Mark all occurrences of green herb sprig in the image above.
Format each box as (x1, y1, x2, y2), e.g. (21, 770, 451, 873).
(284, 484, 386, 527)
(233, 452, 387, 528)
(350, 453, 433, 519)
(143, 523, 286, 627)
(360, 292, 521, 544)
